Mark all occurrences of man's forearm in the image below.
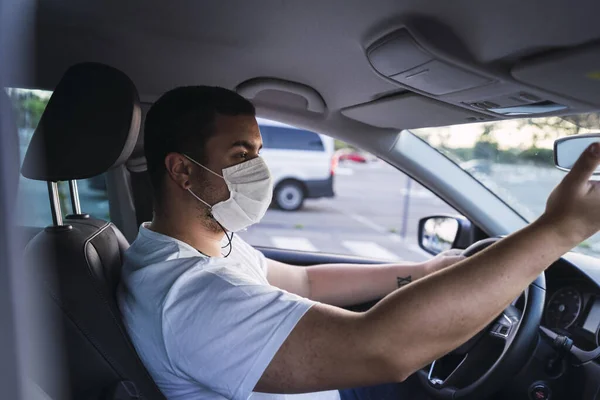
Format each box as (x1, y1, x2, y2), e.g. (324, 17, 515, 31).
(362, 218, 573, 380)
(305, 262, 426, 307)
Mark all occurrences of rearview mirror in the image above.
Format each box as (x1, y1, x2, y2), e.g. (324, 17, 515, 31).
(554, 133, 600, 173)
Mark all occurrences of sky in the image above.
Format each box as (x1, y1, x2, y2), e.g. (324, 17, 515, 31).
(413, 117, 597, 150)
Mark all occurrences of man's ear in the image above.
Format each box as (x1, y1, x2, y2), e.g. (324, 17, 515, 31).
(164, 153, 192, 190)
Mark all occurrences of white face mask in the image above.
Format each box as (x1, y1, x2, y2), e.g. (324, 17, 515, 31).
(183, 154, 273, 232)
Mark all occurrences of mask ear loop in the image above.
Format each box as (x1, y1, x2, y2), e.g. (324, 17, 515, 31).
(214, 219, 234, 257)
(187, 188, 234, 257)
(183, 154, 224, 178)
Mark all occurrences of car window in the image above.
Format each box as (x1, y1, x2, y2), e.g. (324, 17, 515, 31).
(239, 121, 458, 262)
(260, 125, 325, 151)
(412, 113, 600, 257)
(8, 88, 111, 227)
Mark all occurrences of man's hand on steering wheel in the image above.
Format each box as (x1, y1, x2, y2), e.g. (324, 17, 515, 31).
(423, 249, 466, 276)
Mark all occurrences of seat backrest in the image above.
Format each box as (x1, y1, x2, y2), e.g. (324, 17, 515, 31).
(21, 63, 165, 400)
(125, 118, 155, 227)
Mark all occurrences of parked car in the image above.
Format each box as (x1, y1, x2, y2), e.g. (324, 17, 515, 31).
(335, 148, 368, 163)
(258, 118, 336, 211)
(459, 159, 492, 175)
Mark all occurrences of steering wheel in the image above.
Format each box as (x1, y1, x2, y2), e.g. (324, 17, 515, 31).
(417, 238, 546, 400)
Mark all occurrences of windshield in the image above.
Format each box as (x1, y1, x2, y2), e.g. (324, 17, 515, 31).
(412, 113, 600, 257)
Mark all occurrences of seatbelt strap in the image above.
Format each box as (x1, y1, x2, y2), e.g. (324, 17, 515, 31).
(102, 381, 140, 400)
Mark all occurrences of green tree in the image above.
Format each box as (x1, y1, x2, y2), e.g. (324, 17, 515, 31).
(519, 147, 554, 166)
(334, 139, 354, 151)
(516, 115, 590, 147)
(22, 96, 47, 128)
(6, 89, 49, 129)
(473, 137, 499, 160)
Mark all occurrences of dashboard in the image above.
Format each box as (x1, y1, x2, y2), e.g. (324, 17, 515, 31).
(544, 257, 600, 351)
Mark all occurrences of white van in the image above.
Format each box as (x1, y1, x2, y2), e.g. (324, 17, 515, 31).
(258, 118, 336, 211)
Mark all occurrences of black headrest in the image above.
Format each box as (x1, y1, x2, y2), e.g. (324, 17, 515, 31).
(21, 63, 141, 181)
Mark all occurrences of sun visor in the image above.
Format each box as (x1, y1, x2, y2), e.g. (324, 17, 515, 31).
(512, 43, 600, 106)
(342, 93, 490, 129)
(368, 30, 493, 96)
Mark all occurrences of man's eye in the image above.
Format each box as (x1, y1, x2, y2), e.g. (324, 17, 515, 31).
(239, 153, 248, 159)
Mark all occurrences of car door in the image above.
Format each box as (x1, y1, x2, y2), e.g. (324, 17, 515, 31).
(0, 87, 25, 400)
(1, 2, 49, 397)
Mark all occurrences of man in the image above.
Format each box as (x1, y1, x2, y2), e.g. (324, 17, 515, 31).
(119, 86, 600, 400)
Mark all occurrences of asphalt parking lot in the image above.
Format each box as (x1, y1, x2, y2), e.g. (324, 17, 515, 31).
(238, 161, 455, 262)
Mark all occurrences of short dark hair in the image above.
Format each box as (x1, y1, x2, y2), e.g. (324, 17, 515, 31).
(144, 86, 255, 204)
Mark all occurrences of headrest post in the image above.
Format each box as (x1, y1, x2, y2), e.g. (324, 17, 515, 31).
(47, 181, 63, 226)
(68, 180, 82, 215)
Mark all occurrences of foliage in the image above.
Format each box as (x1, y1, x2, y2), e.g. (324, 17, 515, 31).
(445, 145, 554, 166)
(22, 97, 47, 127)
(473, 139, 499, 160)
(443, 147, 472, 161)
(496, 149, 520, 164)
(518, 147, 554, 165)
(440, 115, 600, 167)
(516, 116, 588, 147)
(335, 139, 355, 151)
(6, 89, 49, 129)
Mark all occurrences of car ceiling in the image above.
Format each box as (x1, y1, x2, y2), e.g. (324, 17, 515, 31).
(13, 0, 600, 132)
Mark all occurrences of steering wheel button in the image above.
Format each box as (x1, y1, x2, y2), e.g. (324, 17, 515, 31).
(529, 383, 551, 400)
(490, 323, 510, 338)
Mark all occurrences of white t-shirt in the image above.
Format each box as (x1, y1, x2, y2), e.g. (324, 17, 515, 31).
(118, 224, 321, 400)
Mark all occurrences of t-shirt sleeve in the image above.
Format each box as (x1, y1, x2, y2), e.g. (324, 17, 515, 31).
(162, 264, 315, 400)
(233, 235, 269, 276)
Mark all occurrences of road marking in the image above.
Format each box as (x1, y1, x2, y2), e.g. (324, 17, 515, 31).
(398, 188, 434, 198)
(387, 235, 429, 259)
(334, 209, 429, 258)
(408, 243, 426, 253)
(335, 167, 354, 176)
(342, 241, 398, 260)
(271, 236, 317, 252)
(342, 212, 388, 234)
(388, 234, 403, 242)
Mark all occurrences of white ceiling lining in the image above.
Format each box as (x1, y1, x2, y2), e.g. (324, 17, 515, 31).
(31, 0, 600, 111)
(17, 0, 599, 136)
(512, 42, 600, 107)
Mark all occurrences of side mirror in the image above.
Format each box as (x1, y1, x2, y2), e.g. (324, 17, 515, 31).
(418, 215, 472, 255)
(554, 133, 600, 173)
